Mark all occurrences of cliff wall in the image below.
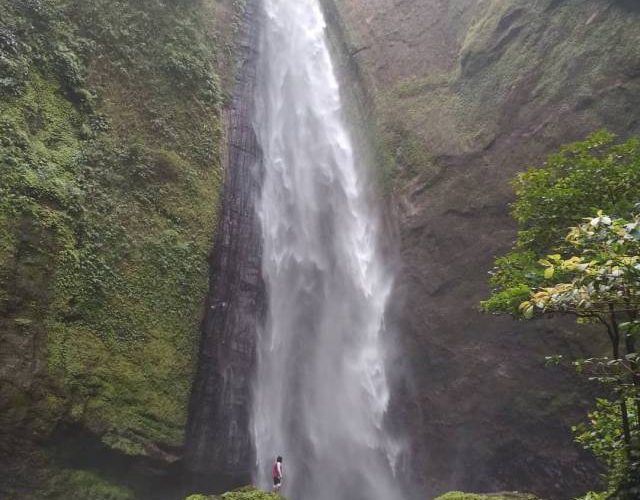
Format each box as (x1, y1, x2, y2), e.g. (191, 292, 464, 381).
(0, 0, 240, 497)
(324, 0, 640, 498)
(184, 0, 263, 491)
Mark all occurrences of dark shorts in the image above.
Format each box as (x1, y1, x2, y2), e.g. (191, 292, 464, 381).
(273, 477, 281, 486)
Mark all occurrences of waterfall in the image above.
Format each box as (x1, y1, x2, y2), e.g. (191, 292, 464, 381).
(251, 1, 403, 499)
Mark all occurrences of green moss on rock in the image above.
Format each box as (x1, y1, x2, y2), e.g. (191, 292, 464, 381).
(372, 0, 640, 192)
(185, 486, 283, 500)
(435, 492, 538, 500)
(0, 0, 241, 497)
(46, 469, 135, 500)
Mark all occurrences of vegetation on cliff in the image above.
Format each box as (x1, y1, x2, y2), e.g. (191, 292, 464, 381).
(482, 132, 640, 498)
(368, 0, 640, 192)
(0, 0, 238, 497)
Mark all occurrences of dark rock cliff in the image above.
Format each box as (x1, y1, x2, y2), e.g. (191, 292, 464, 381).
(323, 0, 640, 498)
(184, 0, 263, 492)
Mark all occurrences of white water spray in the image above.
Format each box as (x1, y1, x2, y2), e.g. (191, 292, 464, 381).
(252, 1, 403, 498)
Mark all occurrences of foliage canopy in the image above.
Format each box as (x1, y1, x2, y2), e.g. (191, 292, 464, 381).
(482, 131, 640, 317)
(481, 132, 640, 499)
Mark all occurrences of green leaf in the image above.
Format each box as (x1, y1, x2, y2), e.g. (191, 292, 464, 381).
(519, 301, 535, 319)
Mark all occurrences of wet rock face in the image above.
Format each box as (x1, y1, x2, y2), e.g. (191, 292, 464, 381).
(184, 0, 263, 491)
(324, 0, 640, 498)
(0, 222, 59, 496)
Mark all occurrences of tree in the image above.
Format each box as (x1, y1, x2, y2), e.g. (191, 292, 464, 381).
(482, 131, 640, 317)
(481, 132, 640, 498)
(574, 398, 639, 497)
(518, 213, 640, 498)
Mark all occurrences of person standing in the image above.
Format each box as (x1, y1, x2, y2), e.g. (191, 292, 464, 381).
(272, 456, 283, 492)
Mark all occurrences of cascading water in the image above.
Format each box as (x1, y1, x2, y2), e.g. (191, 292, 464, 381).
(251, 1, 403, 499)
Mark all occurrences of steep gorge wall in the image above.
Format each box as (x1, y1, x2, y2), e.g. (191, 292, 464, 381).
(184, 0, 263, 491)
(0, 0, 241, 497)
(324, 0, 640, 498)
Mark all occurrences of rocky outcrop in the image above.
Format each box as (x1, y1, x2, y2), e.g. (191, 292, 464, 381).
(323, 0, 640, 498)
(184, 0, 263, 492)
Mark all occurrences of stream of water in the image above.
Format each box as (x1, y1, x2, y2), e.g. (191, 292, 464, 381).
(251, 1, 403, 499)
